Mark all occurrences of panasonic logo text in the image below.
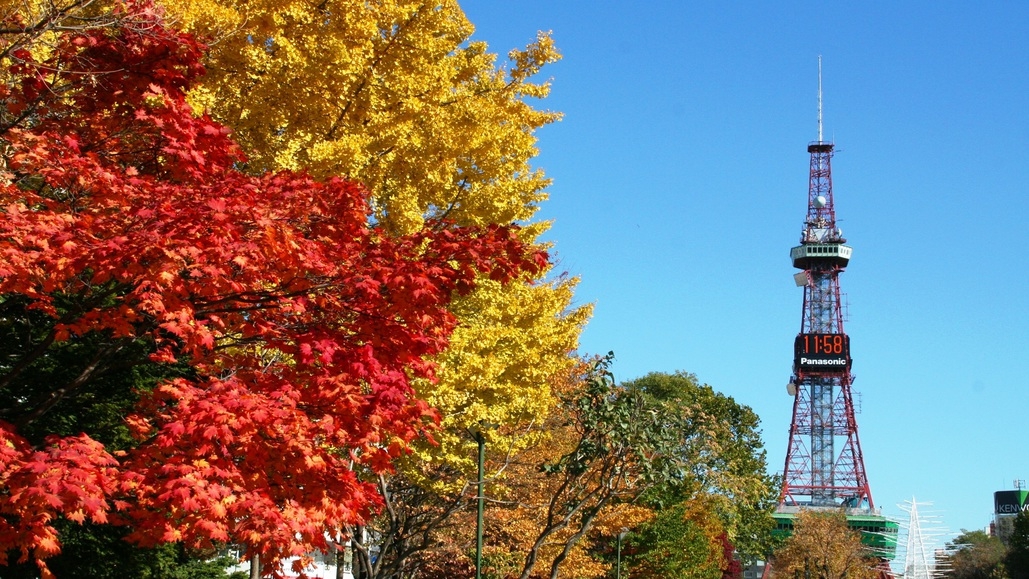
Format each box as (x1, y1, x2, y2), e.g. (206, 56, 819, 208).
(800, 358, 847, 366)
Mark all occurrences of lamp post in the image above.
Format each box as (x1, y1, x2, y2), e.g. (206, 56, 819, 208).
(616, 527, 629, 579)
(475, 427, 485, 579)
(469, 422, 497, 579)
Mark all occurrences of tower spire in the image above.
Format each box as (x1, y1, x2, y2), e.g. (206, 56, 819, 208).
(818, 55, 824, 143)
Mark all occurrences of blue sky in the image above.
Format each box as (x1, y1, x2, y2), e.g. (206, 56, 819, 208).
(461, 0, 1029, 554)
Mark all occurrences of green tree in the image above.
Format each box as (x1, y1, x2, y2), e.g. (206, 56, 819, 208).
(944, 529, 1008, 579)
(0, 522, 242, 579)
(1007, 511, 1029, 579)
(452, 365, 777, 579)
(512, 356, 693, 579)
(626, 499, 727, 579)
(623, 372, 779, 565)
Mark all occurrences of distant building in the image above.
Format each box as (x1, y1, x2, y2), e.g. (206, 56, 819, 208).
(933, 548, 953, 576)
(743, 561, 766, 579)
(224, 546, 356, 578)
(993, 489, 1029, 543)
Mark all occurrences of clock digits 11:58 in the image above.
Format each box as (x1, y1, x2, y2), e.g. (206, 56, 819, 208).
(794, 333, 850, 372)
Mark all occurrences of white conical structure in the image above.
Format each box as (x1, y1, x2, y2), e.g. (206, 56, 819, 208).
(895, 498, 950, 578)
(903, 500, 932, 579)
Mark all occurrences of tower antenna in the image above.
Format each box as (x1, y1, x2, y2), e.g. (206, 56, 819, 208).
(818, 55, 823, 143)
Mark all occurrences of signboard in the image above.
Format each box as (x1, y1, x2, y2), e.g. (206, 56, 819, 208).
(995, 491, 1029, 515)
(794, 333, 850, 372)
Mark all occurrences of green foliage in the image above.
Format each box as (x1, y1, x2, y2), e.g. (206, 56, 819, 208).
(626, 503, 723, 579)
(513, 355, 697, 579)
(623, 372, 779, 562)
(508, 366, 776, 578)
(943, 530, 1008, 579)
(547, 359, 688, 486)
(1007, 511, 1029, 579)
(0, 295, 177, 447)
(0, 521, 238, 579)
(0, 295, 207, 576)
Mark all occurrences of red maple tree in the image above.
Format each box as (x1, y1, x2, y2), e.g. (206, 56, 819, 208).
(0, 3, 546, 576)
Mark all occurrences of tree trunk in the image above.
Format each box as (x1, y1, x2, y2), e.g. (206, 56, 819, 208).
(335, 536, 348, 579)
(250, 552, 260, 579)
(353, 526, 369, 579)
(548, 497, 609, 579)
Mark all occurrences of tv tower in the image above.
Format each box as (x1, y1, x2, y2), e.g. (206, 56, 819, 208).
(779, 57, 870, 509)
(770, 57, 897, 570)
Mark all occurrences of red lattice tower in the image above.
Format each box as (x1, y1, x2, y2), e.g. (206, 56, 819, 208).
(779, 135, 874, 510)
(761, 63, 896, 579)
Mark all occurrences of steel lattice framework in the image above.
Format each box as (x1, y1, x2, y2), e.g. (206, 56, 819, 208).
(779, 141, 874, 510)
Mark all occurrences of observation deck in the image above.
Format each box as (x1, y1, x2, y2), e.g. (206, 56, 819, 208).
(790, 243, 852, 269)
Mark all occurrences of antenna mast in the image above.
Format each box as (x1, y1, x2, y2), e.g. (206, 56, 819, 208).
(818, 55, 823, 143)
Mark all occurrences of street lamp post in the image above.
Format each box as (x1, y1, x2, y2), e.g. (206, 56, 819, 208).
(475, 428, 485, 579)
(616, 527, 629, 579)
(469, 422, 496, 579)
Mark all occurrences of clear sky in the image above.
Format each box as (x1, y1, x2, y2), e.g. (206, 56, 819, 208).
(460, 0, 1029, 559)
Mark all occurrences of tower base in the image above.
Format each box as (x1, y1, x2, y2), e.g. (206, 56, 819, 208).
(771, 506, 899, 560)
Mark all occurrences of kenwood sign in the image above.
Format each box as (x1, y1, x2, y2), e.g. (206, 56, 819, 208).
(994, 490, 1029, 515)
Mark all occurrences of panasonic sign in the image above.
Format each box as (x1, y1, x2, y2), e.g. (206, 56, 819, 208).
(799, 358, 848, 366)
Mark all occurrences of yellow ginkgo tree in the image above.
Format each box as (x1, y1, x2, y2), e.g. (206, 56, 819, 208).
(167, 0, 558, 234)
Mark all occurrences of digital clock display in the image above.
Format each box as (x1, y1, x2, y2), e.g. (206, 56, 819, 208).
(794, 333, 850, 372)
